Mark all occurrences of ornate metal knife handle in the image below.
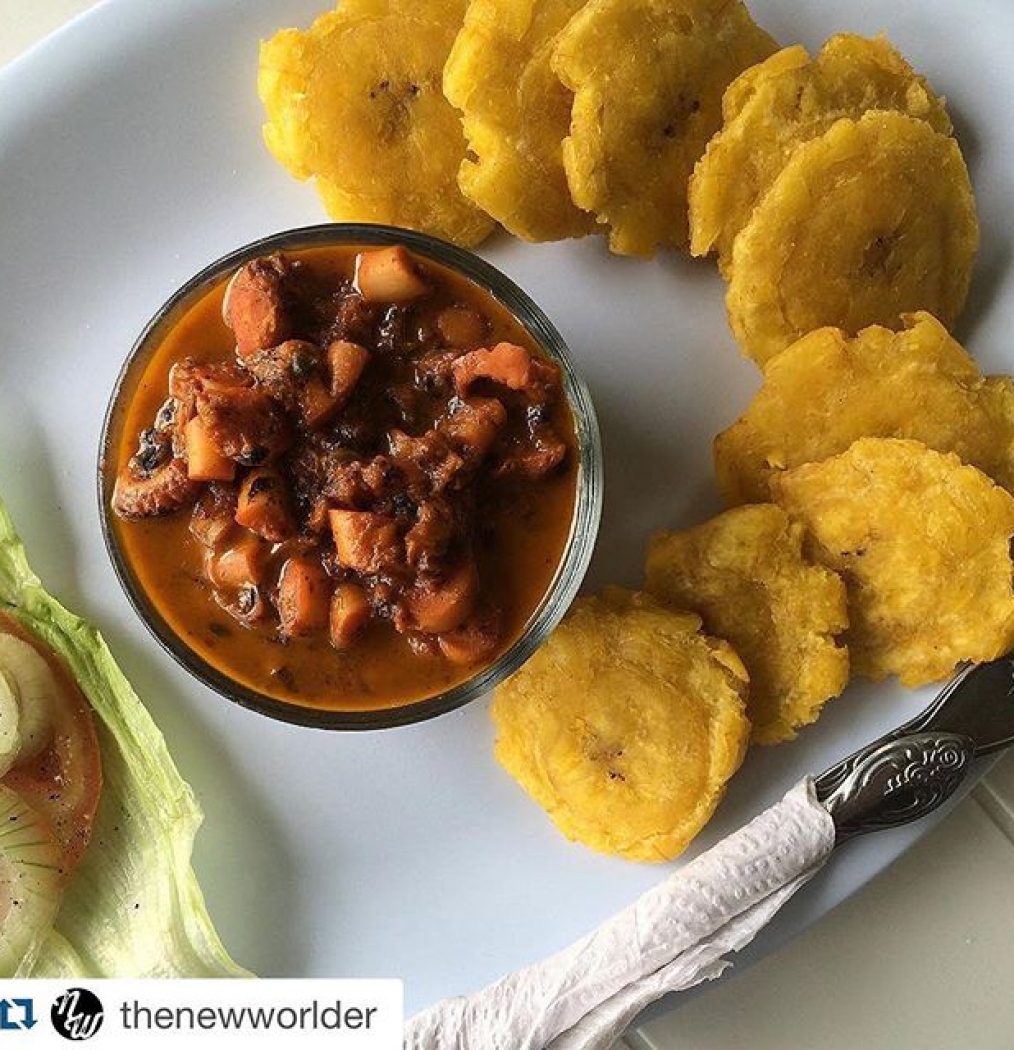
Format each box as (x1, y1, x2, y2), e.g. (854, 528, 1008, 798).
(814, 731, 975, 844)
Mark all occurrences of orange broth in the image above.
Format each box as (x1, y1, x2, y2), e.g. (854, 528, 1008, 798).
(108, 246, 578, 712)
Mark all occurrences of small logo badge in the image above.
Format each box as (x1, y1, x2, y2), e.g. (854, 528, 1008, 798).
(0, 997, 36, 1031)
(51, 989, 104, 1041)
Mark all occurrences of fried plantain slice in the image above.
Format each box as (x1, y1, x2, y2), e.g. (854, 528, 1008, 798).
(689, 34, 951, 272)
(771, 438, 1014, 687)
(551, 0, 777, 257)
(715, 313, 1014, 505)
(443, 0, 595, 241)
(646, 505, 848, 745)
(492, 588, 750, 862)
(725, 111, 978, 366)
(258, 0, 495, 247)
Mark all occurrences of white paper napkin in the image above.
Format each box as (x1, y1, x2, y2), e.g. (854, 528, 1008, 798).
(404, 779, 836, 1050)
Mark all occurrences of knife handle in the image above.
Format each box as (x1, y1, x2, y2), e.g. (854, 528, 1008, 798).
(814, 731, 975, 844)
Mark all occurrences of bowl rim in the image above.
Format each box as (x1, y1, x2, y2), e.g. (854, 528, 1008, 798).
(97, 222, 603, 730)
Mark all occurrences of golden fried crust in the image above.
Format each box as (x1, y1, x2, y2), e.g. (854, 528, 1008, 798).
(646, 505, 848, 744)
(771, 438, 1014, 687)
(443, 0, 595, 241)
(258, 1, 495, 247)
(551, 0, 777, 257)
(715, 313, 1014, 505)
(690, 34, 952, 272)
(725, 111, 978, 366)
(491, 588, 750, 862)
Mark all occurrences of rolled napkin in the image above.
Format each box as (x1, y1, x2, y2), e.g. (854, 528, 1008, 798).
(404, 779, 835, 1050)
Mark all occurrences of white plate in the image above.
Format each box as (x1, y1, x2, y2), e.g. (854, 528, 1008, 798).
(0, 0, 1010, 1019)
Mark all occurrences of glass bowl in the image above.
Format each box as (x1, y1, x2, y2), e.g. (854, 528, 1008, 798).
(98, 223, 603, 730)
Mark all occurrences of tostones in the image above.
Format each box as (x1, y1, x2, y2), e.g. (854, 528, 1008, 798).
(689, 34, 951, 272)
(491, 588, 750, 862)
(771, 438, 1014, 687)
(646, 505, 848, 744)
(443, 0, 596, 241)
(551, 0, 777, 257)
(258, 0, 495, 247)
(715, 313, 1014, 505)
(725, 110, 978, 366)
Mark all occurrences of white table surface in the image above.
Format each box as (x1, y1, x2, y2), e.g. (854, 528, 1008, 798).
(5, 4, 1014, 1048)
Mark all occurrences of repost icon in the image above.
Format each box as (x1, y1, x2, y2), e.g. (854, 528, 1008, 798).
(0, 996, 36, 1031)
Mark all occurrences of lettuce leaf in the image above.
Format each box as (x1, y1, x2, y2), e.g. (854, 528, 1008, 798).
(0, 496, 249, 978)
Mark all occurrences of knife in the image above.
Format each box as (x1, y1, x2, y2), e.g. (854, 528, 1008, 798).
(407, 657, 1014, 1050)
(815, 653, 1014, 843)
